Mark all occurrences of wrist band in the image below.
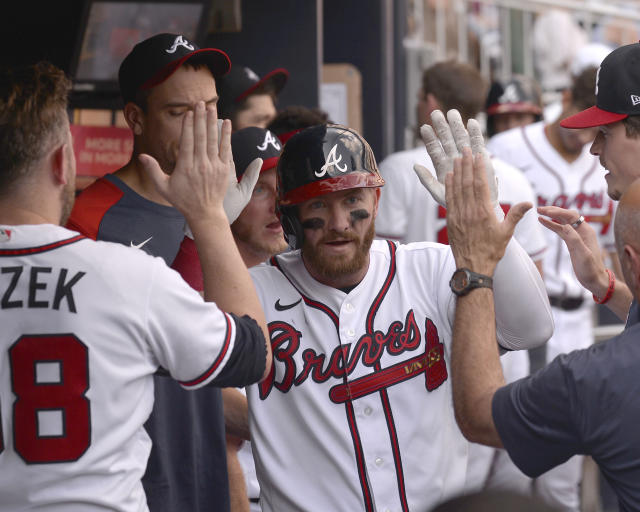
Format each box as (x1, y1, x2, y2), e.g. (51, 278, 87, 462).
(593, 269, 615, 305)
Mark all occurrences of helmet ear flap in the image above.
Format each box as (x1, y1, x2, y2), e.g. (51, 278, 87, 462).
(279, 205, 304, 250)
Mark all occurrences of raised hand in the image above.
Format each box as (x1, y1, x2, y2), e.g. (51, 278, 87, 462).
(414, 109, 498, 209)
(446, 147, 531, 275)
(537, 206, 609, 294)
(139, 101, 231, 223)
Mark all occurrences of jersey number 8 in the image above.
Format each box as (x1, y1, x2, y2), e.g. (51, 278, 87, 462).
(1, 334, 90, 463)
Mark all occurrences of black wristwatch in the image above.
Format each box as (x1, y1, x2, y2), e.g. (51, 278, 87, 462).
(449, 268, 493, 296)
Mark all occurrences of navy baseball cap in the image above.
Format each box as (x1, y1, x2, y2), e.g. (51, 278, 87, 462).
(218, 65, 288, 110)
(561, 42, 640, 128)
(231, 127, 282, 180)
(118, 33, 231, 104)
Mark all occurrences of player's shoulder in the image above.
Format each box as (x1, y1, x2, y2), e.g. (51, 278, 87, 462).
(379, 146, 428, 171)
(492, 157, 531, 186)
(375, 238, 452, 262)
(67, 175, 125, 239)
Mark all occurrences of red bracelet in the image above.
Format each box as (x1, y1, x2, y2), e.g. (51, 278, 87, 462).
(593, 269, 615, 304)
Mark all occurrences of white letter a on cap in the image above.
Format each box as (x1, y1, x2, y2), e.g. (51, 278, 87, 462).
(316, 144, 348, 177)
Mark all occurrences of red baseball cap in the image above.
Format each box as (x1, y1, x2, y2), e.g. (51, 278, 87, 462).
(561, 42, 640, 129)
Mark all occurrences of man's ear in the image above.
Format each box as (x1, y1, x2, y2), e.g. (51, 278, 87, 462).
(50, 143, 70, 185)
(372, 187, 381, 218)
(561, 89, 572, 112)
(426, 93, 441, 116)
(624, 244, 640, 290)
(123, 102, 145, 136)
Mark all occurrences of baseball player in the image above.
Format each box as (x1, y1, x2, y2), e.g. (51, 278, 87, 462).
(245, 119, 553, 511)
(487, 66, 618, 511)
(375, 60, 546, 495)
(485, 75, 543, 137)
(217, 65, 289, 131)
(66, 33, 261, 512)
(0, 62, 270, 511)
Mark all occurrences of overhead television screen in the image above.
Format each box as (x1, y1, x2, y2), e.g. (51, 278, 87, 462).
(74, 1, 204, 84)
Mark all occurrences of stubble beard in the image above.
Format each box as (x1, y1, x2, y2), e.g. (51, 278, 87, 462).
(302, 221, 375, 281)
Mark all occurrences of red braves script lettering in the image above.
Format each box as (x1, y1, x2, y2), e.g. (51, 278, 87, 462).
(537, 192, 604, 210)
(259, 310, 447, 399)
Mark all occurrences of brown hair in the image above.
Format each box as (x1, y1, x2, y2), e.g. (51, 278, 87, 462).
(268, 105, 330, 135)
(570, 66, 597, 111)
(422, 60, 487, 123)
(0, 61, 71, 196)
(623, 115, 640, 139)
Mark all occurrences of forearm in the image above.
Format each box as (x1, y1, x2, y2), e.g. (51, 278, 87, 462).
(592, 259, 632, 321)
(223, 387, 250, 440)
(452, 288, 504, 447)
(189, 210, 272, 380)
(493, 238, 553, 350)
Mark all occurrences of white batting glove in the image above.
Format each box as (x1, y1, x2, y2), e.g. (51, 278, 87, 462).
(413, 109, 499, 212)
(223, 157, 262, 224)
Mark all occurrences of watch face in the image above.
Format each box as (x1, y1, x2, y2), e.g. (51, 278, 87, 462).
(452, 269, 469, 292)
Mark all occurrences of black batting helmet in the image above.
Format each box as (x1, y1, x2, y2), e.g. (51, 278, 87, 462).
(485, 75, 543, 136)
(276, 124, 384, 249)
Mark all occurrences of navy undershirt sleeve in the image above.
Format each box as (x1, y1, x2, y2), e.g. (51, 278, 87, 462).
(210, 313, 267, 387)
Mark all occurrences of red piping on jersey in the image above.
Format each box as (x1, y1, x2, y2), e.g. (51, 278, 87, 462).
(364, 240, 409, 512)
(0, 234, 85, 256)
(180, 313, 233, 387)
(269, 253, 374, 510)
(269, 255, 340, 327)
(66, 178, 125, 240)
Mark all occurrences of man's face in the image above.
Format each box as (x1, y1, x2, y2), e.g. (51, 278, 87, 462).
(298, 186, 379, 286)
(591, 121, 640, 200)
(231, 167, 287, 264)
(558, 105, 599, 154)
(233, 93, 276, 130)
(139, 66, 218, 174)
(492, 112, 537, 134)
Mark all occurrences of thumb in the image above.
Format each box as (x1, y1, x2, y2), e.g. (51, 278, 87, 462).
(240, 158, 262, 195)
(139, 154, 170, 199)
(503, 201, 532, 235)
(414, 163, 446, 206)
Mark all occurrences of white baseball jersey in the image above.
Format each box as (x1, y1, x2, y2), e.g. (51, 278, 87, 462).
(375, 145, 545, 494)
(247, 238, 551, 512)
(487, 121, 616, 301)
(375, 146, 547, 261)
(0, 225, 265, 511)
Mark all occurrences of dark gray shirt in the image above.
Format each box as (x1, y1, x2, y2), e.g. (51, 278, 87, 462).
(493, 322, 640, 512)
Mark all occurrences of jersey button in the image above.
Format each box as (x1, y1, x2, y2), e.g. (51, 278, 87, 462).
(375, 457, 384, 466)
(347, 328, 355, 337)
(345, 303, 354, 312)
(364, 406, 373, 416)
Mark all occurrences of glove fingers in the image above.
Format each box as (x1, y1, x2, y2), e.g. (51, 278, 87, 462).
(414, 163, 446, 206)
(420, 124, 450, 181)
(241, 158, 262, 194)
(431, 110, 459, 160)
(447, 110, 471, 152)
(467, 119, 485, 157)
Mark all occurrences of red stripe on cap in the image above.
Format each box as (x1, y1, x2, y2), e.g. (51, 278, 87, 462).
(280, 172, 385, 206)
(141, 48, 231, 91)
(560, 105, 628, 128)
(261, 156, 279, 172)
(235, 68, 289, 103)
(278, 129, 302, 144)
(486, 102, 542, 116)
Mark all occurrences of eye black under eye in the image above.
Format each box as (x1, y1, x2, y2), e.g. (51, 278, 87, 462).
(301, 218, 325, 230)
